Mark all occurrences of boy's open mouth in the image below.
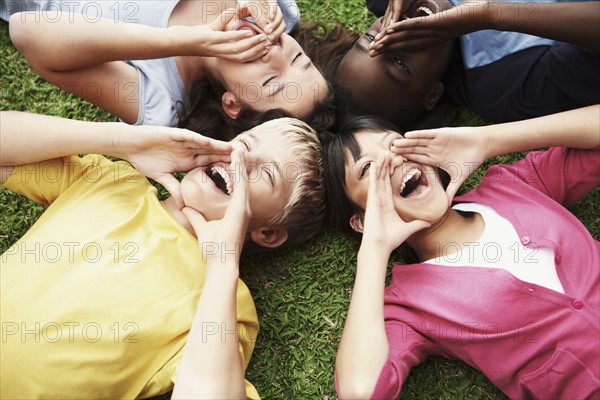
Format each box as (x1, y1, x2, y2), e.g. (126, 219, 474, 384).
(207, 165, 232, 196)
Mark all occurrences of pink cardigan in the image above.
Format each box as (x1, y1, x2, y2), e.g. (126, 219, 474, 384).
(369, 147, 600, 399)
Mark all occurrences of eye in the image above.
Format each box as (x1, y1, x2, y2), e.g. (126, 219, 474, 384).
(394, 57, 410, 73)
(364, 33, 375, 42)
(292, 52, 302, 64)
(262, 165, 275, 186)
(262, 76, 276, 87)
(359, 162, 372, 178)
(239, 139, 251, 151)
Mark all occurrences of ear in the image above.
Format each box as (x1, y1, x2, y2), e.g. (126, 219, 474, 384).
(249, 226, 289, 249)
(221, 92, 242, 120)
(349, 213, 364, 234)
(423, 82, 445, 111)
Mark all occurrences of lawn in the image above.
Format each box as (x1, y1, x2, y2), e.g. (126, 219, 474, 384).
(1, 1, 598, 399)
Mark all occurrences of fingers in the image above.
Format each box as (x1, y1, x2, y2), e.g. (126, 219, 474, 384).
(237, 0, 283, 43)
(445, 181, 461, 203)
(222, 148, 252, 235)
(182, 207, 208, 237)
(264, 4, 285, 43)
(194, 153, 232, 167)
(221, 33, 270, 61)
(367, 153, 392, 206)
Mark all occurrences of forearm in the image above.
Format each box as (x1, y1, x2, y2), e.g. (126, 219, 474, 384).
(336, 245, 391, 399)
(483, 105, 600, 159)
(9, 13, 191, 72)
(489, 1, 600, 52)
(0, 111, 127, 166)
(172, 262, 246, 399)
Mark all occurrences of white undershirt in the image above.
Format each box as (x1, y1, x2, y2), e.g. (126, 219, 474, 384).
(424, 203, 565, 294)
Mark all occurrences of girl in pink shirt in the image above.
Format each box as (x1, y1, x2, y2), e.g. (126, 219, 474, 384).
(321, 105, 600, 399)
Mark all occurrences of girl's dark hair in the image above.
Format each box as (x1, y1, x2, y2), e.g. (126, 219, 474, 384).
(320, 114, 450, 264)
(178, 76, 289, 141)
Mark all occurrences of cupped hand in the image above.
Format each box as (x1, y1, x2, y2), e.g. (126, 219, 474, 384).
(375, 0, 405, 42)
(361, 153, 430, 255)
(114, 124, 233, 208)
(182, 147, 251, 266)
(175, 9, 269, 63)
(237, 0, 286, 44)
(391, 126, 488, 200)
(370, 0, 487, 55)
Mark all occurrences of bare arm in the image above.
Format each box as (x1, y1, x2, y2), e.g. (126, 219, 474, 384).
(0, 111, 232, 207)
(8, 11, 268, 123)
(393, 104, 600, 198)
(372, 1, 600, 54)
(172, 148, 250, 399)
(336, 154, 430, 399)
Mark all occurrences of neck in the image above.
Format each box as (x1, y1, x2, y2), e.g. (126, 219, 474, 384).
(162, 197, 195, 236)
(176, 56, 211, 93)
(407, 208, 484, 262)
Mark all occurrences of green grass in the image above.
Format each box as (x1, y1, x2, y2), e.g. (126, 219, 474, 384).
(1, 2, 598, 399)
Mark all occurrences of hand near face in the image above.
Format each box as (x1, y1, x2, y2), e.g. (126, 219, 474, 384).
(361, 153, 430, 255)
(182, 147, 251, 266)
(373, 0, 405, 45)
(237, 0, 286, 44)
(114, 125, 233, 209)
(371, 0, 488, 55)
(174, 9, 269, 63)
(391, 126, 488, 200)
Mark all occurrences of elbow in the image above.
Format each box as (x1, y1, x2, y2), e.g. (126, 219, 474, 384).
(9, 13, 50, 73)
(8, 13, 31, 52)
(336, 374, 377, 400)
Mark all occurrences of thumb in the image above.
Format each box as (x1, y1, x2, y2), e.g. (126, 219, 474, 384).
(445, 181, 461, 203)
(182, 207, 208, 236)
(155, 174, 184, 209)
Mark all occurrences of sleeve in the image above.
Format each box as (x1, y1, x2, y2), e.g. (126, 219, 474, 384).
(496, 147, 600, 207)
(452, 44, 600, 122)
(365, 0, 387, 17)
(236, 280, 261, 400)
(369, 320, 437, 399)
(2, 154, 113, 206)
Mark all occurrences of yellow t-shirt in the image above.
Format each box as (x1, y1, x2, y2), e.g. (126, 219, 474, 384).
(1, 155, 260, 399)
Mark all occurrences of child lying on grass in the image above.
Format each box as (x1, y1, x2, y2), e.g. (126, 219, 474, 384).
(0, 111, 325, 399)
(321, 105, 600, 399)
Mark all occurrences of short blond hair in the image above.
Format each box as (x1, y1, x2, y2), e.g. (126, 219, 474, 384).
(247, 118, 325, 248)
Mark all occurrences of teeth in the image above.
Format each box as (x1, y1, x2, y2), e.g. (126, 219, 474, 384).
(211, 166, 232, 195)
(400, 169, 421, 194)
(418, 5, 433, 15)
